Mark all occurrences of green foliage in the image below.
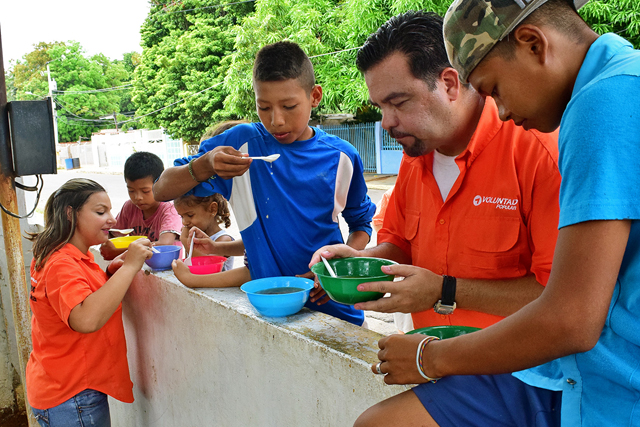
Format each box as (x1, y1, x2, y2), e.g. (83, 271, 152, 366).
(132, 0, 254, 143)
(580, 0, 640, 49)
(7, 41, 137, 142)
(222, 0, 453, 119)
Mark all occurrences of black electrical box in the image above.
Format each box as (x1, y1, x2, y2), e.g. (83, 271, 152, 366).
(7, 100, 57, 176)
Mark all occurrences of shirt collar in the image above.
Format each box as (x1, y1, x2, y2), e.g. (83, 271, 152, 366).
(457, 97, 502, 166)
(403, 97, 500, 171)
(573, 34, 632, 97)
(59, 243, 94, 262)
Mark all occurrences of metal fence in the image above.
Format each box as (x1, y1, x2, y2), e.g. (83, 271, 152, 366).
(381, 131, 403, 151)
(318, 122, 378, 172)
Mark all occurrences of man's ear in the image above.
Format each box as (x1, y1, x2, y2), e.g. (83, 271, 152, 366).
(512, 24, 548, 65)
(441, 67, 461, 101)
(310, 85, 322, 108)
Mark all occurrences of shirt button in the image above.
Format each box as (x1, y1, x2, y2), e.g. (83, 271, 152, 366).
(567, 378, 577, 385)
(440, 314, 447, 319)
(439, 219, 445, 225)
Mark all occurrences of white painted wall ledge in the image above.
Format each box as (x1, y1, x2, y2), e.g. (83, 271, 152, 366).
(110, 268, 410, 427)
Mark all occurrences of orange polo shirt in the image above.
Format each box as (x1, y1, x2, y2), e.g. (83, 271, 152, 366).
(378, 98, 560, 329)
(26, 244, 133, 410)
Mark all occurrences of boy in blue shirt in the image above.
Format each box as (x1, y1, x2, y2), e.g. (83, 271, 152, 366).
(354, 1, 640, 426)
(154, 41, 375, 326)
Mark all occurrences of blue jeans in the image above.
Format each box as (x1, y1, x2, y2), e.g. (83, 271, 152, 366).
(31, 389, 111, 427)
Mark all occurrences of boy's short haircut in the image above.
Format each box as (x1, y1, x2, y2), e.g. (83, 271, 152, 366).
(253, 41, 315, 91)
(124, 151, 165, 182)
(356, 11, 451, 90)
(443, 0, 588, 83)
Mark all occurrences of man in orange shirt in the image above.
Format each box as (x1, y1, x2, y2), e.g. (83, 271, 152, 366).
(310, 11, 560, 330)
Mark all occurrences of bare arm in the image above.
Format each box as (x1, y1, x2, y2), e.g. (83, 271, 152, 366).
(355, 265, 543, 316)
(172, 260, 251, 288)
(69, 239, 153, 333)
(156, 232, 178, 246)
(346, 230, 372, 251)
(183, 226, 245, 257)
(379, 220, 629, 385)
(153, 147, 251, 202)
(99, 240, 126, 261)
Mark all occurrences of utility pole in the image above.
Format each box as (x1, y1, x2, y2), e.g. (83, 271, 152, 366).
(46, 62, 58, 145)
(113, 111, 118, 132)
(0, 26, 37, 427)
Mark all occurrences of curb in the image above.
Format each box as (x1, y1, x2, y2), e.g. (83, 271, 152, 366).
(366, 184, 393, 191)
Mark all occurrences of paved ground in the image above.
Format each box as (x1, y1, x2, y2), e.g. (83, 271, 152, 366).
(23, 167, 400, 336)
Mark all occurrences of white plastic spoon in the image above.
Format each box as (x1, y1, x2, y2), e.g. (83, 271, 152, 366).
(109, 228, 134, 235)
(184, 236, 195, 266)
(321, 256, 337, 278)
(250, 154, 280, 162)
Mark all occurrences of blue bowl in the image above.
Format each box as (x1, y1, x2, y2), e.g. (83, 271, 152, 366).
(241, 277, 314, 317)
(145, 246, 181, 270)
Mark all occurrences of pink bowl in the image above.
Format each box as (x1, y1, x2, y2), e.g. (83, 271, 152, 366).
(187, 256, 227, 275)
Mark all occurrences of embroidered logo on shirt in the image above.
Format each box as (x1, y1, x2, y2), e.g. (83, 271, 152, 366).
(473, 195, 519, 211)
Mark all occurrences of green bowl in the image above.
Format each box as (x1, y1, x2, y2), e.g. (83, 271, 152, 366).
(406, 325, 481, 339)
(310, 257, 397, 305)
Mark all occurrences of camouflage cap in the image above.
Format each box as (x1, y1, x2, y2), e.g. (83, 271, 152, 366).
(443, 0, 589, 83)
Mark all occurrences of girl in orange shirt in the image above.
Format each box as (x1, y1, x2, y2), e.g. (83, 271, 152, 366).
(26, 178, 153, 426)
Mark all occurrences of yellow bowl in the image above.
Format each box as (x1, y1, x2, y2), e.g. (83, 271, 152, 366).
(109, 235, 146, 249)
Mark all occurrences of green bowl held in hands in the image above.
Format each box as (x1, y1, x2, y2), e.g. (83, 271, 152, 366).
(406, 325, 481, 339)
(310, 257, 397, 305)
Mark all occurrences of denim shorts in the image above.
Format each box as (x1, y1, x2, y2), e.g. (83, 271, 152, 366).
(31, 389, 111, 427)
(413, 373, 562, 427)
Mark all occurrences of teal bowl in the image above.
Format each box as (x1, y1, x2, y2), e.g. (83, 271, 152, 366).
(310, 257, 396, 305)
(406, 325, 481, 339)
(241, 277, 314, 317)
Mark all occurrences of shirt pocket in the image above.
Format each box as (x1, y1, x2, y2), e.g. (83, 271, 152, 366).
(460, 216, 522, 273)
(405, 209, 420, 261)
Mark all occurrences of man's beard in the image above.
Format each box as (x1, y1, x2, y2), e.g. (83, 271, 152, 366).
(388, 129, 427, 157)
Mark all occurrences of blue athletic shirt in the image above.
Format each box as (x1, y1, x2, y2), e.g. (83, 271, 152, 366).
(174, 122, 375, 325)
(513, 34, 640, 426)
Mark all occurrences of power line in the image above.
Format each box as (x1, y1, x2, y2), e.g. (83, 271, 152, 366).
(54, 84, 133, 94)
(53, 99, 113, 122)
(118, 81, 223, 126)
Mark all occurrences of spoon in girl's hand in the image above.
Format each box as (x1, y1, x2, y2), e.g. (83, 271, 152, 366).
(249, 154, 280, 162)
(109, 228, 134, 235)
(183, 236, 195, 266)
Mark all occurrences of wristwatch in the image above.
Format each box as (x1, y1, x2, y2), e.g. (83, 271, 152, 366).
(434, 275, 456, 315)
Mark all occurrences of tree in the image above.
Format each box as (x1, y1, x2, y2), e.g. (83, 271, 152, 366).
(8, 42, 137, 142)
(10, 42, 63, 101)
(133, 0, 640, 132)
(223, 0, 452, 118)
(132, 0, 254, 143)
(580, 0, 640, 49)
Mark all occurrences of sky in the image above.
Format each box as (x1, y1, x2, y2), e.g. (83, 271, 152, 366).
(1, 0, 152, 69)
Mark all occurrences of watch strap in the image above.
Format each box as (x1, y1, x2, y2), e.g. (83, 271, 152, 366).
(441, 275, 456, 306)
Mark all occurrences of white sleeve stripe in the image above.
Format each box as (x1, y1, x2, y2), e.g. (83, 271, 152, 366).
(332, 152, 354, 223)
(229, 142, 257, 232)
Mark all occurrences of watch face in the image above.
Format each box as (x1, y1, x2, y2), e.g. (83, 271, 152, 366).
(434, 301, 456, 315)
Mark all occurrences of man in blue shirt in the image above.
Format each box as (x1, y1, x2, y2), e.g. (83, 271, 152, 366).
(154, 41, 375, 326)
(354, 1, 640, 426)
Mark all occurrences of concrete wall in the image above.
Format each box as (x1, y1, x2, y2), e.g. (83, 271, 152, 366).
(110, 269, 409, 427)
